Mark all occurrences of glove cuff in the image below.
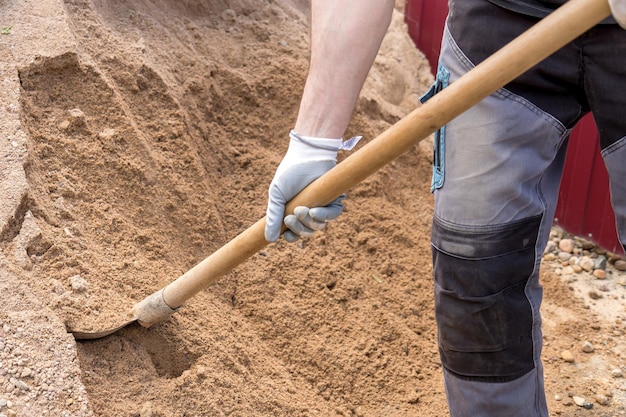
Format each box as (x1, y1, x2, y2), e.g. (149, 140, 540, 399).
(284, 130, 342, 164)
(290, 130, 362, 152)
(289, 130, 343, 152)
(609, 0, 626, 28)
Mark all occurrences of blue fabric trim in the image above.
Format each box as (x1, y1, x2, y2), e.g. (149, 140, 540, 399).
(420, 65, 450, 192)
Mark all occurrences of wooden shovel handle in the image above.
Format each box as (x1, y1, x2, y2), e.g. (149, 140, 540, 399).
(155, 0, 610, 314)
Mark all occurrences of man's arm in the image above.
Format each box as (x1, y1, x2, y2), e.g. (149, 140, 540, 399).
(295, 0, 395, 138)
(265, 0, 395, 242)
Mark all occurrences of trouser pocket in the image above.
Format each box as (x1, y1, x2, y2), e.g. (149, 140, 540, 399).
(420, 65, 450, 192)
(432, 215, 540, 382)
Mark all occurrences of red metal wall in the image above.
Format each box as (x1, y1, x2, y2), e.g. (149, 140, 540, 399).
(554, 116, 621, 253)
(404, 0, 622, 253)
(405, 0, 448, 74)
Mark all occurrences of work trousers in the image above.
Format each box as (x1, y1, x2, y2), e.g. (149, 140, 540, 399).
(427, 0, 626, 415)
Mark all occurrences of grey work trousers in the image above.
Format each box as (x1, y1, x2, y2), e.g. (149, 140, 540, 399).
(427, 0, 626, 415)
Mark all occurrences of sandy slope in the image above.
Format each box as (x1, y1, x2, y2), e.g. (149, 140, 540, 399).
(0, 1, 624, 416)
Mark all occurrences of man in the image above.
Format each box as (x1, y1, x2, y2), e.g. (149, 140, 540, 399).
(264, 0, 626, 415)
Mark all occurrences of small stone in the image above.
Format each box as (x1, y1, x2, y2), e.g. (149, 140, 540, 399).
(581, 341, 594, 353)
(98, 128, 116, 139)
(221, 9, 237, 23)
(58, 120, 71, 130)
(580, 239, 595, 250)
(595, 394, 609, 406)
(579, 256, 594, 272)
(140, 401, 154, 417)
(196, 365, 207, 378)
(592, 269, 606, 279)
(560, 350, 575, 363)
(611, 368, 623, 378)
(543, 253, 556, 262)
(70, 275, 89, 293)
(558, 252, 572, 262)
(20, 367, 32, 378)
(50, 279, 65, 295)
(572, 265, 583, 273)
(10, 377, 29, 391)
(559, 239, 574, 253)
(545, 241, 557, 254)
(594, 255, 607, 270)
(588, 290, 603, 300)
(572, 396, 593, 409)
(615, 260, 626, 271)
(554, 394, 562, 401)
(68, 108, 85, 120)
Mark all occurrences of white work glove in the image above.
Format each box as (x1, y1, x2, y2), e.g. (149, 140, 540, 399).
(283, 201, 345, 243)
(610, 0, 626, 28)
(265, 130, 359, 243)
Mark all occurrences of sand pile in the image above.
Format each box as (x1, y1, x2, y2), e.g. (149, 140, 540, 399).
(1, 1, 625, 416)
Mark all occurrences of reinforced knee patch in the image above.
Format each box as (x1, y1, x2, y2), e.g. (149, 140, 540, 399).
(432, 214, 541, 382)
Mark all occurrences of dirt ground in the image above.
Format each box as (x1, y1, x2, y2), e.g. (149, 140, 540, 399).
(0, 0, 625, 416)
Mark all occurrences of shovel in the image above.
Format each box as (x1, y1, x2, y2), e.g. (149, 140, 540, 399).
(69, 0, 611, 339)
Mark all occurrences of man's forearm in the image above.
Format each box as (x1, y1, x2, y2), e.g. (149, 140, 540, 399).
(294, 0, 395, 139)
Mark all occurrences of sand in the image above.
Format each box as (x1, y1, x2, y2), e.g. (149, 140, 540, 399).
(0, 0, 625, 416)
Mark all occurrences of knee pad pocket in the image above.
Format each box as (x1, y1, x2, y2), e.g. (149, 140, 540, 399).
(432, 215, 541, 382)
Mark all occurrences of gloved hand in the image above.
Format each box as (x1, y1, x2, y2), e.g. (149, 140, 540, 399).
(265, 130, 359, 243)
(610, 0, 626, 28)
(283, 201, 345, 242)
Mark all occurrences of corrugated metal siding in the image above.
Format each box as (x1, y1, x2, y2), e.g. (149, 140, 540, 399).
(405, 0, 448, 74)
(554, 115, 621, 253)
(404, 0, 622, 253)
